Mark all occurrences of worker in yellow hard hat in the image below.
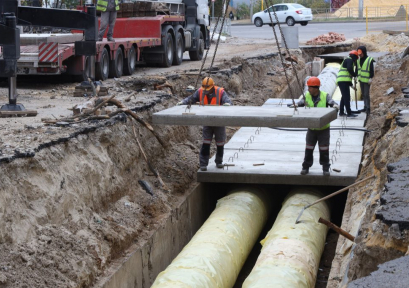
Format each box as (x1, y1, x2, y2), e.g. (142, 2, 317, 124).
(177, 77, 232, 171)
(295, 77, 339, 176)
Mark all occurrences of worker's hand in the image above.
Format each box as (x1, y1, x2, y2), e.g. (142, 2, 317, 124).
(368, 78, 372, 85)
(223, 103, 231, 106)
(176, 101, 184, 106)
(333, 104, 339, 112)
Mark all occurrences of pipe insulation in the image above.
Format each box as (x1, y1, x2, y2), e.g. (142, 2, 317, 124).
(303, 63, 361, 101)
(151, 189, 270, 288)
(243, 188, 330, 288)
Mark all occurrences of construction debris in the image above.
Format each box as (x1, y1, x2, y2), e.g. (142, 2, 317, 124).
(306, 32, 345, 45)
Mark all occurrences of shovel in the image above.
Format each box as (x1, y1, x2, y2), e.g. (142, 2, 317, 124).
(295, 175, 375, 224)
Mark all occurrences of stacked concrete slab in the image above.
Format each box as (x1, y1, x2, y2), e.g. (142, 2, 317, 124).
(198, 99, 367, 186)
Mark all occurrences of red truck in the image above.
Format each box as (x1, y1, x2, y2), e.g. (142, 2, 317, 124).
(17, 0, 210, 81)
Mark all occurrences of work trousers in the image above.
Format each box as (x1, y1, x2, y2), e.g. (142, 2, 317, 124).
(98, 11, 117, 40)
(338, 82, 352, 115)
(360, 81, 371, 113)
(302, 128, 330, 170)
(199, 126, 226, 167)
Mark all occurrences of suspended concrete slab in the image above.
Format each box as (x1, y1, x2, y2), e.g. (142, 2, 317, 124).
(197, 99, 367, 186)
(153, 105, 337, 129)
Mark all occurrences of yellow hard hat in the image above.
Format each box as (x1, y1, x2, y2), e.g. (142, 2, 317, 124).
(202, 77, 215, 91)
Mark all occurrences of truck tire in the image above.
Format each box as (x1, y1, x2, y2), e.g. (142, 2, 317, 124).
(189, 31, 204, 61)
(161, 32, 174, 67)
(95, 48, 109, 81)
(173, 32, 183, 66)
(123, 45, 136, 75)
(109, 48, 124, 78)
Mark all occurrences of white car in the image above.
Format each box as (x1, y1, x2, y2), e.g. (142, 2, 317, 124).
(252, 3, 313, 27)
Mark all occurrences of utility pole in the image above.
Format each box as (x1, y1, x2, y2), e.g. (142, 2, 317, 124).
(250, 0, 253, 20)
(359, 0, 363, 19)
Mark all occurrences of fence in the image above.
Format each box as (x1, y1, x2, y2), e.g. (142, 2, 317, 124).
(312, 5, 409, 21)
(210, 17, 232, 36)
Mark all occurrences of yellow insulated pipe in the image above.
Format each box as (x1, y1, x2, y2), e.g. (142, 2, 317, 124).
(151, 189, 270, 288)
(243, 188, 330, 288)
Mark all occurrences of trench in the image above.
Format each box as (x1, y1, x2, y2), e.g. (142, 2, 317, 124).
(96, 45, 356, 288)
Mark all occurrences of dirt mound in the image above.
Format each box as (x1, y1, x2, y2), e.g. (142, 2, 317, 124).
(359, 33, 409, 52)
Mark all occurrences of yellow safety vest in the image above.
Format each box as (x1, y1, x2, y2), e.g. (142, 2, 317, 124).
(336, 57, 354, 84)
(97, 0, 119, 12)
(358, 57, 373, 83)
(305, 91, 330, 130)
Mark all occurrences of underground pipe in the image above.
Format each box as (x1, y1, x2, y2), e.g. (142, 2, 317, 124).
(243, 188, 330, 288)
(151, 188, 270, 288)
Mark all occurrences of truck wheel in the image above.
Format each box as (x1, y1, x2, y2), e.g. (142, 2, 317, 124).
(109, 48, 124, 78)
(189, 31, 204, 61)
(161, 32, 174, 67)
(123, 45, 136, 75)
(95, 48, 109, 81)
(173, 32, 183, 66)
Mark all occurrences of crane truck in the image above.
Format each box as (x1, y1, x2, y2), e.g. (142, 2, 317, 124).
(16, 0, 211, 81)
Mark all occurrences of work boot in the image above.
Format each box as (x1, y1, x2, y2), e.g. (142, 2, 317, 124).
(358, 108, 366, 112)
(216, 163, 224, 168)
(200, 166, 207, 171)
(350, 110, 361, 114)
(323, 166, 330, 176)
(107, 37, 115, 42)
(346, 114, 358, 118)
(300, 167, 309, 175)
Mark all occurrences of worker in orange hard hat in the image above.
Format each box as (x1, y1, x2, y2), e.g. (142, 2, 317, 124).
(177, 77, 232, 171)
(295, 76, 339, 176)
(336, 50, 360, 117)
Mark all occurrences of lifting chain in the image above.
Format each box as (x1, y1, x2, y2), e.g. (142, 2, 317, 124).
(187, 0, 229, 111)
(265, 0, 307, 111)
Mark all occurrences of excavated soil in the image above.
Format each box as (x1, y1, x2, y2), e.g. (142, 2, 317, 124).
(0, 40, 307, 287)
(328, 33, 409, 287)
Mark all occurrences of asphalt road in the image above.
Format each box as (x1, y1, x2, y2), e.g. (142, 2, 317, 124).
(231, 21, 408, 43)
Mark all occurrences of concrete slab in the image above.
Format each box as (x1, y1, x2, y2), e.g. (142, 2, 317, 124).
(20, 33, 83, 45)
(152, 106, 338, 129)
(317, 51, 388, 61)
(197, 99, 366, 186)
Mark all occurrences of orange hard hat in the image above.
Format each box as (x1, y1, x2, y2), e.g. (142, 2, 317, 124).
(202, 77, 214, 91)
(307, 77, 321, 87)
(349, 50, 359, 57)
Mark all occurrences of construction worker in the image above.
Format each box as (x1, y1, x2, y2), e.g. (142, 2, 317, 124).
(297, 77, 339, 176)
(357, 46, 375, 114)
(97, 0, 120, 42)
(336, 50, 359, 117)
(177, 77, 232, 171)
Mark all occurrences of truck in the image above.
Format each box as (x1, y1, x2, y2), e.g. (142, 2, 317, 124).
(16, 0, 211, 81)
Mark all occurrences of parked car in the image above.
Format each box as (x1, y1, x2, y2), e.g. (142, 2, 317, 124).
(252, 3, 313, 27)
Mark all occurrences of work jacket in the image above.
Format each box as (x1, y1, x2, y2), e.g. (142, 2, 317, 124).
(358, 57, 374, 83)
(97, 0, 119, 12)
(305, 91, 330, 130)
(336, 57, 355, 84)
(199, 86, 224, 105)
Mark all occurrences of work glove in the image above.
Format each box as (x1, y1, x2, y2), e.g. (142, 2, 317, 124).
(368, 78, 372, 85)
(223, 103, 231, 106)
(333, 104, 339, 112)
(176, 101, 184, 106)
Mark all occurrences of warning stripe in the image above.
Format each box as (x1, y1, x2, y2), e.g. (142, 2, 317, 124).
(39, 42, 58, 63)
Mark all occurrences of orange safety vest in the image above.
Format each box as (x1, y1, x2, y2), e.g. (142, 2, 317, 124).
(199, 86, 224, 105)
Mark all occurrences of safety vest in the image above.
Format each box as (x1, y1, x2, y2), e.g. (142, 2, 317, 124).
(97, 0, 119, 12)
(305, 91, 330, 130)
(336, 57, 354, 84)
(357, 57, 373, 83)
(199, 86, 224, 105)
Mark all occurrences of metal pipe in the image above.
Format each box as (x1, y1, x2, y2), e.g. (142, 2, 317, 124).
(243, 188, 330, 288)
(8, 76, 17, 105)
(151, 188, 270, 288)
(89, 55, 96, 80)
